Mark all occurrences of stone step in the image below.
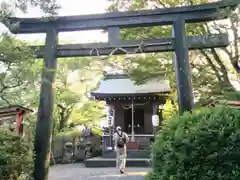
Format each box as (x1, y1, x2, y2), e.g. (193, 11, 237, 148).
(103, 150, 150, 159)
(85, 157, 150, 168)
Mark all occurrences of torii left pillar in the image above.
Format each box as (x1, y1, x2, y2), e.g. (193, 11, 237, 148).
(33, 26, 58, 180)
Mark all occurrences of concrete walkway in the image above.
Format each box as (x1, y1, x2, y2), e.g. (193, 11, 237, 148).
(49, 164, 151, 180)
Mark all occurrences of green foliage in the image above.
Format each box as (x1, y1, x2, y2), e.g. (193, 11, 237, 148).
(224, 91, 240, 101)
(162, 99, 178, 121)
(0, 128, 34, 180)
(70, 101, 105, 126)
(148, 106, 240, 180)
(0, 0, 60, 17)
(91, 126, 103, 136)
(0, 34, 41, 105)
(58, 128, 83, 138)
(0, 35, 105, 136)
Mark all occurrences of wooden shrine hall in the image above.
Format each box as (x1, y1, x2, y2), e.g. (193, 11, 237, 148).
(91, 74, 171, 142)
(85, 74, 171, 167)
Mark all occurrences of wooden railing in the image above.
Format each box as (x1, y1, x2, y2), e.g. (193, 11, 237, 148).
(102, 134, 154, 155)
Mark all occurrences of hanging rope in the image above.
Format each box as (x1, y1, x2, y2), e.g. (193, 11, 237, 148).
(121, 104, 132, 110)
(87, 40, 172, 76)
(134, 100, 150, 106)
(109, 47, 129, 56)
(89, 47, 100, 56)
(136, 41, 145, 53)
(120, 100, 150, 110)
(88, 40, 172, 57)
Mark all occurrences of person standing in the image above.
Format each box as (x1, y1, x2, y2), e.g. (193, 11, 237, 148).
(113, 126, 129, 174)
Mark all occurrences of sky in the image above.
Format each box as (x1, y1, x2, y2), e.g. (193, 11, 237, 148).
(0, 0, 109, 43)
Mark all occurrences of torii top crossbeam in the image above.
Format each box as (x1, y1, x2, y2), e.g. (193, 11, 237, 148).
(4, 0, 239, 34)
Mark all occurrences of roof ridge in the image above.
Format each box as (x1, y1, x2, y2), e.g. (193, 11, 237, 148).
(104, 74, 129, 80)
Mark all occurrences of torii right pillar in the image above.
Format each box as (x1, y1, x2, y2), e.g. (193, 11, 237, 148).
(173, 18, 194, 115)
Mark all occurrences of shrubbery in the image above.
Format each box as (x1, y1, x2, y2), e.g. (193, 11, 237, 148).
(147, 106, 240, 180)
(0, 128, 34, 180)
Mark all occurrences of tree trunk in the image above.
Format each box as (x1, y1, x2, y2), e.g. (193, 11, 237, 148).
(58, 109, 65, 131)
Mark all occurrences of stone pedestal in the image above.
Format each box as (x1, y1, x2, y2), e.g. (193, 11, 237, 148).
(61, 141, 73, 164)
(74, 141, 86, 162)
(85, 141, 92, 158)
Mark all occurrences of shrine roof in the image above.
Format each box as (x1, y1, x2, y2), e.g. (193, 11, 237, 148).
(91, 74, 171, 98)
(0, 105, 33, 115)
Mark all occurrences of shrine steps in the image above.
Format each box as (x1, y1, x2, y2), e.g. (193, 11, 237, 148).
(103, 150, 150, 159)
(84, 157, 150, 167)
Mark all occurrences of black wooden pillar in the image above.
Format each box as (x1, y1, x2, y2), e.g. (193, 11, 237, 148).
(33, 27, 58, 180)
(108, 26, 120, 44)
(173, 18, 193, 115)
(152, 103, 158, 115)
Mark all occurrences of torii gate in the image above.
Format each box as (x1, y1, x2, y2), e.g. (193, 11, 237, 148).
(2, 0, 239, 179)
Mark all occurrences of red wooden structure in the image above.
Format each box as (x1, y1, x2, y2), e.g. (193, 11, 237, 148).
(0, 105, 33, 134)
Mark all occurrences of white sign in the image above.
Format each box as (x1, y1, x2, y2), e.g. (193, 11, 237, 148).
(152, 115, 159, 127)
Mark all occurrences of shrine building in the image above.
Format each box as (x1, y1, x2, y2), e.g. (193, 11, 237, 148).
(91, 74, 171, 140)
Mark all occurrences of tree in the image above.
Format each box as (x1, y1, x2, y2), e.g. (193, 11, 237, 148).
(54, 59, 82, 132)
(70, 100, 105, 126)
(0, 0, 59, 17)
(0, 0, 60, 106)
(106, 0, 240, 106)
(53, 57, 106, 132)
(0, 34, 41, 105)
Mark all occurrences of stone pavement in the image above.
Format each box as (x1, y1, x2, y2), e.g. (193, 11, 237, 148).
(49, 164, 151, 180)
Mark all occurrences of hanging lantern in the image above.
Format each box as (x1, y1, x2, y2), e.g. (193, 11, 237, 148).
(152, 115, 159, 127)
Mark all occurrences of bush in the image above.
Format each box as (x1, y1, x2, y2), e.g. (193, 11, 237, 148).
(0, 128, 34, 180)
(147, 106, 240, 180)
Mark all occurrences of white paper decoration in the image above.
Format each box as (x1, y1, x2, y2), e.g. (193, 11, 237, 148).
(152, 115, 159, 127)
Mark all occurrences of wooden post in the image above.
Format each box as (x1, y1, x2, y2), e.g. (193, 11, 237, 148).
(173, 18, 193, 115)
(108, 26, 120, 44)
(131, 100, 135, 141)
(152, 103, 158, 115)
(33, 27, 58, 180)
(111, 107, 115, 150)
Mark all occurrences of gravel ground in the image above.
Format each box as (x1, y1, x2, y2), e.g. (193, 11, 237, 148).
(49, 164, 151, 180)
